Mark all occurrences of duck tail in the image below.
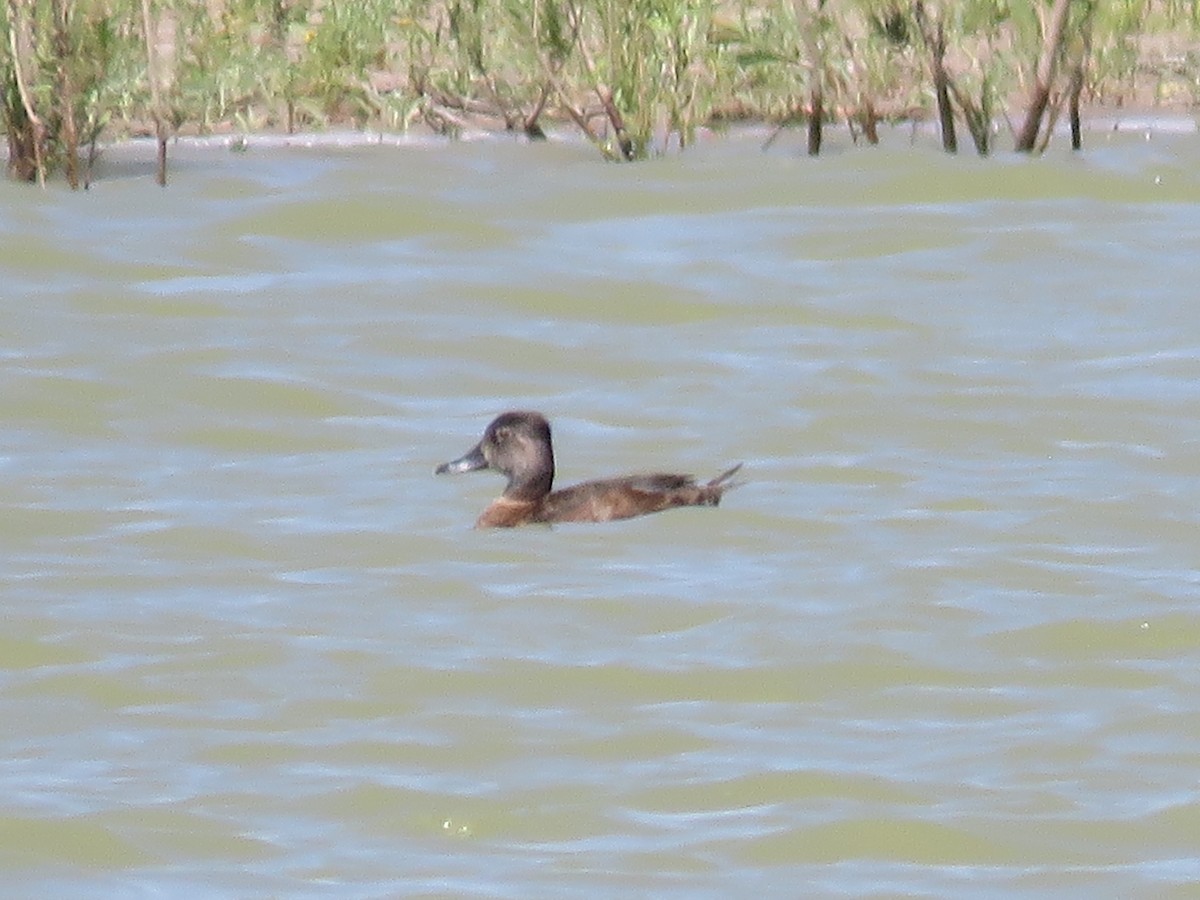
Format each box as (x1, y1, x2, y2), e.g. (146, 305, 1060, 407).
(707, 463, 743, 488)
(700, 463, 743, 505)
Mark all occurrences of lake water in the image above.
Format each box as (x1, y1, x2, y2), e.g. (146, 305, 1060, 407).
(3, 121, 1199, 897)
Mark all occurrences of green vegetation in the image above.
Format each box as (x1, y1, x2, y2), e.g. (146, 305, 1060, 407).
(3, 0, 1198, 183)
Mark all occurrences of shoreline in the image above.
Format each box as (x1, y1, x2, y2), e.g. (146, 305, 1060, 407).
(101, 107, 1197, 159)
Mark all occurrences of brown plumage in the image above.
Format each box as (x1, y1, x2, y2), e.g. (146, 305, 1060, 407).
(435, 411, 741, 528)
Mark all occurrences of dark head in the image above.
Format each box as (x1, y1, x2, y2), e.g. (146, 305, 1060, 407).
(435, 411, 555, 501)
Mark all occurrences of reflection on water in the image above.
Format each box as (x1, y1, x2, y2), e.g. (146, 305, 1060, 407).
(3, 127, 1200, 896)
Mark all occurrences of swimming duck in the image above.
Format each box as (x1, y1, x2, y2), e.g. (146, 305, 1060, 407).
(435, 410, 741, 528)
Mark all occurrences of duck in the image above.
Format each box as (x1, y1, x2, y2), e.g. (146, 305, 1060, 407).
(435, 410, 742, 528)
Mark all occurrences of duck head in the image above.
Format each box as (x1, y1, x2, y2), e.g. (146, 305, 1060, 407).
(435, 410, 556, 502)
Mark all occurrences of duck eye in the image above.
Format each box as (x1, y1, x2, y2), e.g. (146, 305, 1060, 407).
(494, 427, 510, 443)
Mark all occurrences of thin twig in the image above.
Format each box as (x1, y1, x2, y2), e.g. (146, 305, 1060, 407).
(7, 0, 47, 185)
(140, 0, 168, 185)
(1015, 0, 1072, 152)
(563, 0, 633, 160)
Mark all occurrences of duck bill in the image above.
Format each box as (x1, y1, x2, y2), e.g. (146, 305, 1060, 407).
(435, 442, 488, 475)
